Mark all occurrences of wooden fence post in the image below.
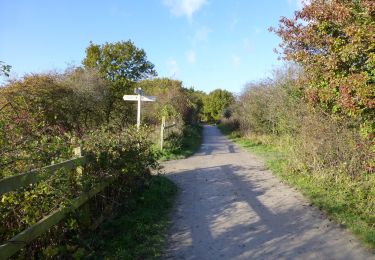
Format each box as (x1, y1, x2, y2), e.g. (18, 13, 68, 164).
(73, 147, 90, 227)
(73, 147, 83, 176)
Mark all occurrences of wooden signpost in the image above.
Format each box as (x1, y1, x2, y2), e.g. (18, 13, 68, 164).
(123, 88, 156, 130)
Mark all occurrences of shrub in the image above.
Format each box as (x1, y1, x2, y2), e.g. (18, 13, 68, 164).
(271, 0, 375, 136)
(0, 126, 158, 257)
(0, 70, 160, 257)
(230, 65, 373, 177)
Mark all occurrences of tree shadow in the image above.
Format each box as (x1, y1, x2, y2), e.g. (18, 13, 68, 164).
(164, 164, 366, 259)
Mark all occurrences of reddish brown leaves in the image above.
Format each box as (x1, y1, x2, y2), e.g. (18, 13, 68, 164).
(271, 0, 375, 123)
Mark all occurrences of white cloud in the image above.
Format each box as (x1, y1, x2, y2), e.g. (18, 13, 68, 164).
(231, 55, 241, 66)
(162, 0, 207, 21)
(167, 58, 179, 77)
(186, 50, 196, 64)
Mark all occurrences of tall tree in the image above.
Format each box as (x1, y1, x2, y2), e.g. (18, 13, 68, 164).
(82, 40, 157, 96)
(82, 40, 157, 123)
(271, 0, 374, 125)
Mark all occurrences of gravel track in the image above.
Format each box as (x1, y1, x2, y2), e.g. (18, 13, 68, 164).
(162, 125, 373, 260)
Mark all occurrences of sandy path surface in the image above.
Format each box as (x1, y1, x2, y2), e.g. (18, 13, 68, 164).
(162, 125, 373, 260)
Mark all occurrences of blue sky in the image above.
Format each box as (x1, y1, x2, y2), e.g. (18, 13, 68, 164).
(0, 0, 303, 93)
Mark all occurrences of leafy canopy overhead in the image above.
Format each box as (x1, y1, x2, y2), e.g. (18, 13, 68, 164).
(82, 40, 157, 94)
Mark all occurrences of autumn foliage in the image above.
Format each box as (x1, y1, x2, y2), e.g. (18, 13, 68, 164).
(220, 1, 375, 246)
(271, 0, 374, 132)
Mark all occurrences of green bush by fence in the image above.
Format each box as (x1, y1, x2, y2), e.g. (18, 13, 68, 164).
(0, 126, 158, 258)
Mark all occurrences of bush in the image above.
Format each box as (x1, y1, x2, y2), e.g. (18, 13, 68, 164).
(271, 0, 375, 129)
(0, 66, 203, 256)
(0, 125, 159, 257)
(83, 125, 158, 179)
(228, 66, 373, 179)
(0, 95, 77, 179)
(290, 111, 373, 179)
(235, 68, 302, 135)
(0, 70, 161, 257)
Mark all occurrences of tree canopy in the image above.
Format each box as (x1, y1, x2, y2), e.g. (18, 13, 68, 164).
(271, 0, 374, 124)
(82, 40, 157, 95)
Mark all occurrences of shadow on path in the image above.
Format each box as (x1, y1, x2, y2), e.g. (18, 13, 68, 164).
(163, 125, 372, 260)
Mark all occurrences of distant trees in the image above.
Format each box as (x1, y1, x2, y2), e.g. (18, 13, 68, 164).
(271, 0, 374, 134)
(184, 87, 206, 123)
(203, 89, 234, 122)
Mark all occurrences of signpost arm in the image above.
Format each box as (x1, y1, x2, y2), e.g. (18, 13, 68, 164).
(123, 88, 155, 131)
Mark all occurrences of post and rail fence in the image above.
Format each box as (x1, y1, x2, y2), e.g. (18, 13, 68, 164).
(0, 147, 115, 259)
(0, 114, 175, 258)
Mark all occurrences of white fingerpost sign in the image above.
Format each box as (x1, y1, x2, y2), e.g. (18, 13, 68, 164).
(123, 88, 156, 130)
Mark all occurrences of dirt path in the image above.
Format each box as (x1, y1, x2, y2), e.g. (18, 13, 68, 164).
(162, 125, 373, 259)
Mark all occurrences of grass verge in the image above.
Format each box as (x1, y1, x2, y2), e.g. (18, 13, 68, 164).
(91, 175, 177, 259)
(159, 124, 203, 161)
(218, 124, 375, 250)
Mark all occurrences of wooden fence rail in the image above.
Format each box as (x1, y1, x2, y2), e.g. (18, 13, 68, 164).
(0, 156, 86, 195)
(0, 151, 113, 259)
